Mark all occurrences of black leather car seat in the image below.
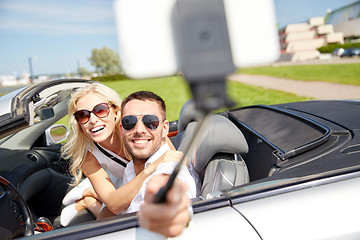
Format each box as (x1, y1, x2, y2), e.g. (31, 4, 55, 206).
(173, 99, 204, 149)
(175, 100, 249, 199)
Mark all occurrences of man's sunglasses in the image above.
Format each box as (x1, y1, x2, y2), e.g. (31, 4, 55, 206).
(121, 115, 161, 131)
(74, 103, 111, 124)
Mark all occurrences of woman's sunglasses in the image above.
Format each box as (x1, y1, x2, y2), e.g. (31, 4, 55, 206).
(74, 103, 111, 124)
(121, 115, 161, 131)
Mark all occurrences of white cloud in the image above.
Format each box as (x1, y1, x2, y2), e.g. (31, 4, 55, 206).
(0, 16, 116, 35)
(0, 0, 116, 35)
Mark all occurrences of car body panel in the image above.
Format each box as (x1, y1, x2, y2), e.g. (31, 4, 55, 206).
(277, 100, 360, 130)
(86, 206, 261, 240)
(171, 206, 261, 240)
(233, 173, 360, 240)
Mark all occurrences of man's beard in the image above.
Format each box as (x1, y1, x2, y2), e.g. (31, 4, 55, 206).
(130, 144, 161, 165)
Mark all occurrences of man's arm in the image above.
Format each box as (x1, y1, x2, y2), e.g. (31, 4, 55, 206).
(137, 174, 192, 237)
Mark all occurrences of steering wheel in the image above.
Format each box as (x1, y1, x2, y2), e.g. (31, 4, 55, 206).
(0, 176, 34, 239)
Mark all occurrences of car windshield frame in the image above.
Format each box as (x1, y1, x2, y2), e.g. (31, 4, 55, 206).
(0, 79, 91, 139)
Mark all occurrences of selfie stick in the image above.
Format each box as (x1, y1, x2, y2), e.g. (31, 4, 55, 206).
(154, 0, 235, 203)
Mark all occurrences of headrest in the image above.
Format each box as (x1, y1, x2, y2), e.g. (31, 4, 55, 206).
(177, 99, 204, 133)
(178, 114, 248, 174)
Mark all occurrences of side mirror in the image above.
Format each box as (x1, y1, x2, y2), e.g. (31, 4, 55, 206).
(45, 124, 70, 146)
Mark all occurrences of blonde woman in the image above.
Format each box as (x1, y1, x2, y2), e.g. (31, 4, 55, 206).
(60, 82, 177, 226)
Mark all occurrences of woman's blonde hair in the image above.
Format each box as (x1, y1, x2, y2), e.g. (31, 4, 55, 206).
(61, 82, 126, 185)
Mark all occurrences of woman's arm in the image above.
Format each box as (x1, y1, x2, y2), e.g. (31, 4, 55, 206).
(82, 150, 182, 215)
(82, 152, 155, 215)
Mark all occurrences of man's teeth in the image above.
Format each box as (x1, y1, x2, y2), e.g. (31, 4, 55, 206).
(91, 126, 104, 133)
(134, 140, 148, 144)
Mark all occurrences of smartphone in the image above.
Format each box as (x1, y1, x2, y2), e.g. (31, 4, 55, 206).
(114, 0, 280, 79)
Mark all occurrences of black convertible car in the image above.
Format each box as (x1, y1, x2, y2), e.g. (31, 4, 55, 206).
(1, 79, 360, 239)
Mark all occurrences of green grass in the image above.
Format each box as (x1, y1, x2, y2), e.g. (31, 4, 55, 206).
(57, 115, 70, 126)
(238, 63, 360, 86)
(227, 80, 309, 108)
(104, 76, 192, 121)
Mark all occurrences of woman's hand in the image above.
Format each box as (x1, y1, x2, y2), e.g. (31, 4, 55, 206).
(137, 174, 191, 237)
(145, 150, 184, 175)
(159, 150, 184, 164)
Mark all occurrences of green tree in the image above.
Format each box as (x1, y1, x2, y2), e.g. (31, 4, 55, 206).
(88, 47, 121, 75)
(78, 67, 89, 76)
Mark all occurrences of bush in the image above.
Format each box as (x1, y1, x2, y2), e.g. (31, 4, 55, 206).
(91, 74, 129, 82)
(317, 42, 360, 53)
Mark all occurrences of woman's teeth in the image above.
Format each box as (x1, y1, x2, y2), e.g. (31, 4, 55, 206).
(91, 126, 104, 133)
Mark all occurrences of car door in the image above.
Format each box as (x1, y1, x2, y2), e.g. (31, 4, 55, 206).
(85, 199, 261, 240)
(171, 205, 261, 239)
(230, 172, 360, 240)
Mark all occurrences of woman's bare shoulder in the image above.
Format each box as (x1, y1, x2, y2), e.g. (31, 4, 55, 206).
(83, 152, 101, 175)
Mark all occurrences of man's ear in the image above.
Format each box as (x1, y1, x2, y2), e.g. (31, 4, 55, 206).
(162, 120, 169, 138)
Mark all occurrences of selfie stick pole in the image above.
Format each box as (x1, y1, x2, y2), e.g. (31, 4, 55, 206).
(154, 0, 235, 203)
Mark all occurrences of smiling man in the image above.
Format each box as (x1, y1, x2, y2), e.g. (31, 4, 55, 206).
(119, 91, 196, 213)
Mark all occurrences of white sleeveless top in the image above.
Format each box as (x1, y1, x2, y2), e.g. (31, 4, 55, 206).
(90, 142, 129, 189)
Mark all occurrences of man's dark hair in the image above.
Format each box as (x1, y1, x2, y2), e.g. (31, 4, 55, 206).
(121, 91, 166, 119)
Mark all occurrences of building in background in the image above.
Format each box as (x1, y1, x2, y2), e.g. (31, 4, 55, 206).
(325, 1, 360, 40)
(279, 1, 360, 62)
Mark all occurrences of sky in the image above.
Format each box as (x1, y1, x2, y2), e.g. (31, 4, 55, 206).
(0, 0, 357, 77)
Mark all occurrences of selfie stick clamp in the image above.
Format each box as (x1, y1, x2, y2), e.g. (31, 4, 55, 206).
(154, 0, 235, 203)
